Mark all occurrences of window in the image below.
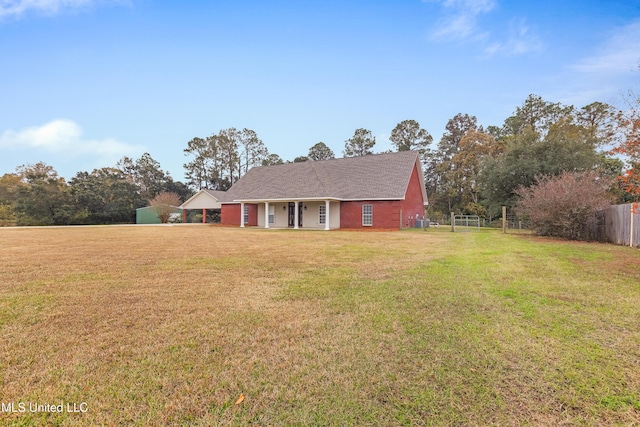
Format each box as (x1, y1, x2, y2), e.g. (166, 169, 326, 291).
(243, 205, 249, 225)
(319, 205, 326, 224)
(362, 204, 373, 226)
(268, 205, 275, 224)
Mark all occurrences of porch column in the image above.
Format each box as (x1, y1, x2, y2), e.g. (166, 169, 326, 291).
(294, 201, 299, 229)
(182, 209, 187, 223)
(324, 200, 330, 231)
(240, 202, 245, 228)
(264, 201, 270, 229)
(202, 208, 207, 224)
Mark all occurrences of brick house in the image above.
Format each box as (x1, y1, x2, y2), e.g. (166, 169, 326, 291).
(212, 151, 428, 230)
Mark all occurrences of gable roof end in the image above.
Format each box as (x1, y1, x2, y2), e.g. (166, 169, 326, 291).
(180, 189, 230, 209)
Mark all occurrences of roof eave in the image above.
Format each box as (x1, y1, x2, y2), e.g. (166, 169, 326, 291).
(224, 196, 406, 203)
(226, 196, 343, 203)
(402, 154, 428, 206)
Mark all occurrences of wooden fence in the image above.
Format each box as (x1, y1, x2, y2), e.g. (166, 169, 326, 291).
(588, 204, 640, 248)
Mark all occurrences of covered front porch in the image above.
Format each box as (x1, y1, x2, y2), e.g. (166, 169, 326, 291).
(239, 199, 340, 230)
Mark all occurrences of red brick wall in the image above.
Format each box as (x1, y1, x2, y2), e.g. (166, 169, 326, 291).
(221, 204, 240, 226)
(400, 164, 427, 227)
(340, 200, 402, 229)
(340, 164, 425, 229)
(221, 203, 258, 226)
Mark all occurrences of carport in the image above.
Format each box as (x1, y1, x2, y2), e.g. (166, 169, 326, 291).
(180, 189, 226, 223)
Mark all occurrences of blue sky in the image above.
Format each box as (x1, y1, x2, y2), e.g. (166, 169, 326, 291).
(1, 0, 639, 181)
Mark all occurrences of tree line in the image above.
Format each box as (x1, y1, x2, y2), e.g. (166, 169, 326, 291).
(182, 119, 434, 191)
(424, 96, 625, 220)
(181, 93, 638, 238)
(0, 154, 192, 226)
(1, 92, 638, 230)
(422, 94, 640, 239)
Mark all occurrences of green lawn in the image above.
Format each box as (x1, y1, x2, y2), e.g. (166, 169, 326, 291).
(0, 226, 639, 426)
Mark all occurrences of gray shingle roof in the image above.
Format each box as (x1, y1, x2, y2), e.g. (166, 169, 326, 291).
(202, 189, 228, 201)
(224, 151, 425, 202)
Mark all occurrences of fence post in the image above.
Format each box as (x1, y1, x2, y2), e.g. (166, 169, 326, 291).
(451, 212, 455, 232)
(423, 207, 427, 230)
(631, 204, 635, 248)
(502, 206, 507, 234)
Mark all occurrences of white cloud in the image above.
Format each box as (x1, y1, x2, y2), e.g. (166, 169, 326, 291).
(427, 0, 542, 57)
(483, 19, 543, 57)
(428, 0, 496, 42)
(570, 21, 640, 75)
(0, 119, 145, 164)
(551, 21, 640, 110)
(0, 0, 124, 19)
(429, 0, 496, 15)
(432, 13, 477, 41)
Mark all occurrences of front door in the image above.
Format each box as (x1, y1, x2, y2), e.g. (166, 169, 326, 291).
(287, 202, 303, 227)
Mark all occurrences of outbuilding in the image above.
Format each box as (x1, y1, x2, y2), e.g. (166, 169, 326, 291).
(135, 206, 183, 224)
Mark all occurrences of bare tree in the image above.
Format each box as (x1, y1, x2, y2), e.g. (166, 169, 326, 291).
(149, 192, 182, 223)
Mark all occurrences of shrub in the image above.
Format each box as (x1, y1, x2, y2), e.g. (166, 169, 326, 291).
(515, 171, 613, 240)
(149, 192, 182, 224)
(0, 204, 16, 227)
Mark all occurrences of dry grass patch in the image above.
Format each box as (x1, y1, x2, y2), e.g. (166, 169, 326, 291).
(0, 225, 639, 426)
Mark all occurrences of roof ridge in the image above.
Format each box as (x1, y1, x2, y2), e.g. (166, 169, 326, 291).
(254, 150, 420, 170)
(309, 161, 333, 197)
